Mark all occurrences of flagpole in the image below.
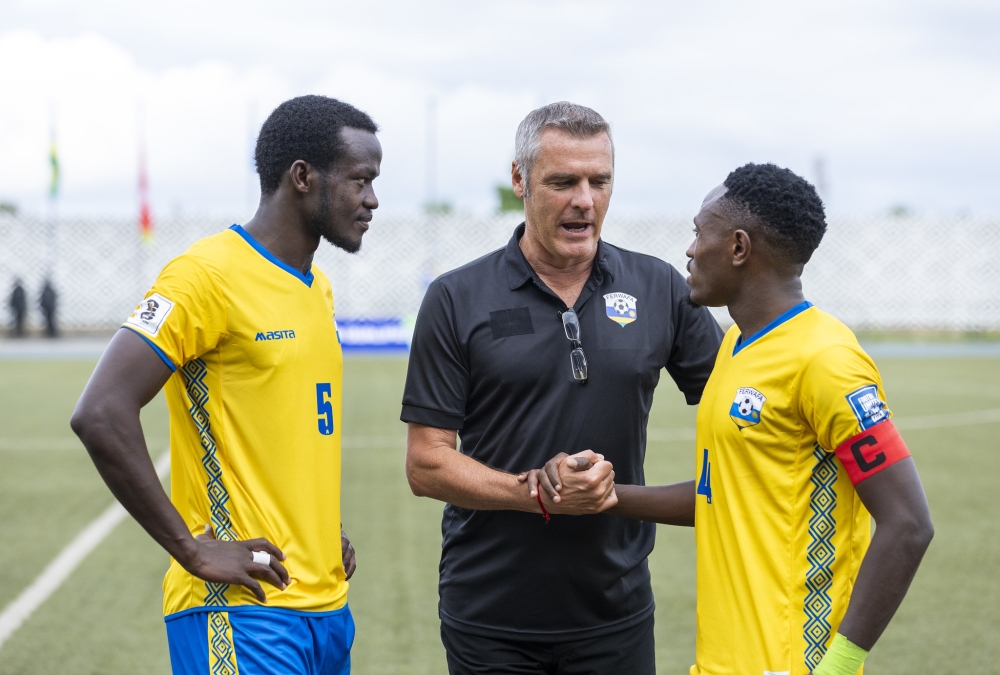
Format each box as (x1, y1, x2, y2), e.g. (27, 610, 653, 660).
(46, 101, 59, 275)
(135, 100, 152, 306)
(137, 100, 152, 244)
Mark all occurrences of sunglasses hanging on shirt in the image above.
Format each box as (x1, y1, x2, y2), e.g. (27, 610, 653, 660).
(560, 309, 588, 383)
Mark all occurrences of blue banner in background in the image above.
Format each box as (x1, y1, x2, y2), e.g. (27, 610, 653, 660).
(337, 318, 413, 352)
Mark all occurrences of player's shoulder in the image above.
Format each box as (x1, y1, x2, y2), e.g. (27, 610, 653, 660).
(178, 226, 264, 278)
(192, 226, 251, 262)
(798, 306, 876, 371)
(171, 228, 241, 274)
(149, 229, 245, 306)
(441, 247, 506, 281)
(800, 307, 864, 350)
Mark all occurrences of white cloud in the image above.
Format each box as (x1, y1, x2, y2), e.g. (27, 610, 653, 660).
(0, 0, 998, 217)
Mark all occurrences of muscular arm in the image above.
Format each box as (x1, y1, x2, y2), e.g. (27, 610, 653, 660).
(836, 457, 933, 650)
(405, 423, 540, 512)
(610, 482, 696, 526)
(405, 423, 617, 514)
(71, 329, 289, 601)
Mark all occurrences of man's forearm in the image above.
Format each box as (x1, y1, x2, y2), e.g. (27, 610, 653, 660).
(609, 482, 696, 525)
(835, 514, 933, 650)
(833, 457, 933, 652)
(407, 444, 541, 512)
(73, 399, 198, 565)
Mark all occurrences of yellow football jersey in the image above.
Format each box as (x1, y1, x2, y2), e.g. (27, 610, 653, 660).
(691, 302, 896, 675)
(122, 224, 346, 618)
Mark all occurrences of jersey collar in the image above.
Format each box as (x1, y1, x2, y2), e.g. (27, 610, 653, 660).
(230, 224, 315, 287)
(732, 300, 813, 356)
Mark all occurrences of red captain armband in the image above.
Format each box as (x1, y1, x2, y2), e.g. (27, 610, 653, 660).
(834, 420, 911, 485)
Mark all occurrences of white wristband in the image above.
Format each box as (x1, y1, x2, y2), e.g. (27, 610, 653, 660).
(252, 550, 271, 565)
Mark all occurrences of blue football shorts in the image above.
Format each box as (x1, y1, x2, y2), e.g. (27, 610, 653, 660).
(165, 605, 355, 675)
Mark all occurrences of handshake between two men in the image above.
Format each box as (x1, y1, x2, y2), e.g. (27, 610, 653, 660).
(518, 451, 698, 527)
(517, 451, 617, 516)
(405, 425, 696, 527)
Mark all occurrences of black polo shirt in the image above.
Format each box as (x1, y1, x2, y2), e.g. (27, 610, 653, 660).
(401, 223, 723, 641)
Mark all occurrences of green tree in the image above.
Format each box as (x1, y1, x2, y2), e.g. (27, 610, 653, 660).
(423, 201, 453, 215)
(496, 185, 523, 213)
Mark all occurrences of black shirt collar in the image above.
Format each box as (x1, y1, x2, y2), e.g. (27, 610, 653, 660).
(504, 222, 617, 291)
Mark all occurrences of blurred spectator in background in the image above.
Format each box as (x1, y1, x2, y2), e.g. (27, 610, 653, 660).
(8, 277, 27, 337)
(39, 278, 58, 337)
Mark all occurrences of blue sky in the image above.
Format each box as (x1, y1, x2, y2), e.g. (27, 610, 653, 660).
(0, 0, 998, 219)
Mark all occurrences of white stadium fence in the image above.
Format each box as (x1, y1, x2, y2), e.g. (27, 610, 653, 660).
(1, 213, 998, 346)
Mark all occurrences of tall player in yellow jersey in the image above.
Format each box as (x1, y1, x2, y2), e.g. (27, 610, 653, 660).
(72, 96, 382, 675)
(527, 164, 934, 675)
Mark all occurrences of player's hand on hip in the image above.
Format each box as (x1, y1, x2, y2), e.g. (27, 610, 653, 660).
(185, 524, 290, 602)
(341, 529, 356, 580)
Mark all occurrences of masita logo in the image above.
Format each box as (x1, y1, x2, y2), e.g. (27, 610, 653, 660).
(603, 292, 638, 326)
(730, 387, 766, 429)
(255, 330, 296, 341)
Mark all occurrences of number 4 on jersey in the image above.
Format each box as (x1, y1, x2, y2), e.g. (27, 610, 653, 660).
(697, 448, 712, 504)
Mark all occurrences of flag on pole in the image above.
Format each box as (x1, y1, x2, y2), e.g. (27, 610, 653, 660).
(138, 147, 153, 242)
(48, 138, 59, 199)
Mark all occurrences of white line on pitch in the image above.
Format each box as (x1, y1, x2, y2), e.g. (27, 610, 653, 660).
(2, 404, 998, 649)
(0, 451, 170, 652)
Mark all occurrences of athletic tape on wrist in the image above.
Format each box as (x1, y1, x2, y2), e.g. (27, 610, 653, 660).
(813, 633, 868, 675)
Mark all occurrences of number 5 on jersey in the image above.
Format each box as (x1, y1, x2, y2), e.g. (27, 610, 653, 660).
(316, 383, 334, 435)
(697, 448, 712, 504)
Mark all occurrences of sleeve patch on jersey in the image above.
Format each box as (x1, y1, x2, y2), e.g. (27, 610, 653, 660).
(125, 293, 174, 337)
(834, 420, 911, 485)
(846, 384, 890, 431)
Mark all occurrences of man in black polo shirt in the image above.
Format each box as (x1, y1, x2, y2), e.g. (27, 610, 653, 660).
(402, 102, 723, 675)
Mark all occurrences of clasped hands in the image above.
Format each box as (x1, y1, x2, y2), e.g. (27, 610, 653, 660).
(517, 451, 618, 515)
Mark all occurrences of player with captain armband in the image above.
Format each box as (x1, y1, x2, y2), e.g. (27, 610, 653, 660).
(525, 163, 934, 675)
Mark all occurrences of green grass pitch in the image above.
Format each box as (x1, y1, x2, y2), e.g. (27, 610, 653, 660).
(0, 356, 997, 673)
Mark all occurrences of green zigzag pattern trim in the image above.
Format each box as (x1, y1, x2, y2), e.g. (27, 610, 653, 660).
(182, 358, 238, 607)
(803, 443, 838, 671)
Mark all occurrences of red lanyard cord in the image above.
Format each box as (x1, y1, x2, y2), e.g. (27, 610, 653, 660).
(536, 489, 550, 524)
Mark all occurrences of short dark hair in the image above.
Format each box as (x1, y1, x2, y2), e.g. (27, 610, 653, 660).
(721, 162, 827, 265)
(255, 95, 379, 195)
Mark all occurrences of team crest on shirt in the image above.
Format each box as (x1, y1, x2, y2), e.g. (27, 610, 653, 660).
(847, 385, 890, 430)
(125, 293, 174, 337)
(604, 293, 637, 326)
(730, 387, 766, 429)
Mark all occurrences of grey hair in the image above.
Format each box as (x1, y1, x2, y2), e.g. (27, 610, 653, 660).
(513, 101, 614, 197)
